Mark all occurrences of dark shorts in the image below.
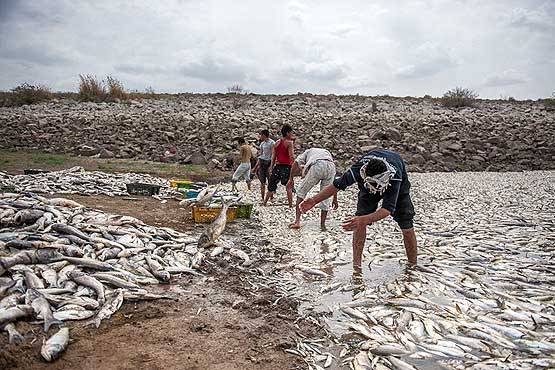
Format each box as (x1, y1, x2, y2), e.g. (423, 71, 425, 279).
(268, 164, 291, 192)
(355, 191, 415, 229)
(257, 159, 271, 184)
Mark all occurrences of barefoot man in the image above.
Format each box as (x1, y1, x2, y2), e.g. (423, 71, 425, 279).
(231, 137, 252, 192)
(252, 129, 275, 202)
(264, 124, 295, 207)
(287, 147, 338, 231)
(300, 149, 417, 269)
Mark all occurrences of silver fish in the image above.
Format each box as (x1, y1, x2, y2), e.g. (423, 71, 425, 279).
(41, 327, 69, 362)
(26, 288, 62, 331)
(68, 271, 105, 305)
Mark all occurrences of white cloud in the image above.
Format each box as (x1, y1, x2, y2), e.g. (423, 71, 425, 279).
(483, 69, 528, 87)
(0, 0, 553, 98)
(394, 42, 458, 79)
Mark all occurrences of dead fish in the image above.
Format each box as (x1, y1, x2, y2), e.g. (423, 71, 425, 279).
(145, 255, 170, 282)
(86, 289, 124, 328)
(26, 289, 62, 332)
(0, 248, 63, 275)
(197, 196, 232, 248)
(0, 304, 34, 327)
(0, 277, 16, 297)
(14, 209, 45, 225)
(68, 271, 105, 305)
(229, 248, 251, 265)
(24, 270, 45, 289)
(61, 256, 114, 271)
(41, 327, 69, 362)
(195, 185, 220, 206)
(295, 265, 329, 278)
(41, 292, 99, 310)
(92, 272, 141, 289)
(386, 356, 418, 370)
(210, 245, 225, 257)
(370, 343, 410, 356)
(51, 223, 90, 242)
(53, 309, 95, 321)
(4, 322, 24, 344)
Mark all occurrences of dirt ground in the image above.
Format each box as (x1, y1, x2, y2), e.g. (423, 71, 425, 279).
(0, 194, 316, 370)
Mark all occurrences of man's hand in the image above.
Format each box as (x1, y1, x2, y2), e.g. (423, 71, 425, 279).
(299, 198, 316, 213)
(341, 216, 370, 231)
(332, 198, 339, 210)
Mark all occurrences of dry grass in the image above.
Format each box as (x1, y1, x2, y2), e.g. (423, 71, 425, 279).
(78, 74, 106, 102)
(106, 75, 127, 101)
(0, 83, 53, 106)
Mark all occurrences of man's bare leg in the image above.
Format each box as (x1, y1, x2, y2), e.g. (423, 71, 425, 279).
(247, 181, 251, 191)
(263, 191, 274, 206)
(352, 223, 366, 268)
(260, 182, 266, 201)
(286, 187, 293, 208)
(320, 210, 328, 231)
(290, 197, 303, 228)
(401, 227, 417, 265)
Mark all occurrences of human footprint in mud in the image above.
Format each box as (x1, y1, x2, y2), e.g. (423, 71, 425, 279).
(299, 149, 417, 268)
(286, 147, 338, 231)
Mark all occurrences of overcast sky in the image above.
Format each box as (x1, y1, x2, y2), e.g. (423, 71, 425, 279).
(0, 0, 554, 99)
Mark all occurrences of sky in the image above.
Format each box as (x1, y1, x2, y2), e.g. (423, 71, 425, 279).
(0, 0, 554, 99)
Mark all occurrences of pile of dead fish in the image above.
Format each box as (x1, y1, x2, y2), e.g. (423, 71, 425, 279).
(0, 167, 179, 197)
(0, 192, 246, 361)
(242, 171, 555, 369)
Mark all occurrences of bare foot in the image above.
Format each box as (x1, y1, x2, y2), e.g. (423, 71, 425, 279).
(289, 223, 301, 229)
(320, 225, 327, 232)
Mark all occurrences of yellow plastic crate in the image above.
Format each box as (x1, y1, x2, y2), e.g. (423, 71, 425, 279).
(170, 180, 192, 189)
(192, 206, 237, 223)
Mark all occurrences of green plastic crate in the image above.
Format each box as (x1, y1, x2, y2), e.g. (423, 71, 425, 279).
(234, 204, 254, 219)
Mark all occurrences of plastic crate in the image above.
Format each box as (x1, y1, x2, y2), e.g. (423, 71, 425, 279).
(126, 183, 161, 196)
(192, 206, 236, 223)
(234, 204, 254, 219)
(170, 180, 192, 189)
(186, 190, 200, 199)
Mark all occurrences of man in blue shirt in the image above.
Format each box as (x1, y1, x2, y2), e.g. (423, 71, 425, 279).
(300, 149, 417, 268)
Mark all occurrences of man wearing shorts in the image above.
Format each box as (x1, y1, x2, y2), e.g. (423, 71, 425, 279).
(287, 148, 338, 231)
(252, 129, 274, 201)
(231, 137, 252, 192)
(300, 149, 417, 268)
(263, 124, 295, 207)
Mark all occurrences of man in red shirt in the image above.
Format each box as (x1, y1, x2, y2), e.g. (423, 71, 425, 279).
(263, 124, 295, 207)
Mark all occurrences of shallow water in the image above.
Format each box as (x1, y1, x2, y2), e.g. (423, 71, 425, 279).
(238, 171, 555, 369)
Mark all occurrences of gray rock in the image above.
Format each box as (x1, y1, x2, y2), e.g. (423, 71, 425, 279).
(99, 149, 114, 159)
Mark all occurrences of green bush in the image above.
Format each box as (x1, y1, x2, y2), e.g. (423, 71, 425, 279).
(441, 87, 478, 108)
(8, 83, 52, 106)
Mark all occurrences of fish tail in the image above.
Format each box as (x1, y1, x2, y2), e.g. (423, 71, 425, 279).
(44, 317, 63, 332)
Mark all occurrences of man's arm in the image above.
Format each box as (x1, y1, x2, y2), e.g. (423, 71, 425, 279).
(299, 184, 339, 213)
(287, 140, 294, 162)
(287, 161, 301, 185)
(269, 141, 277, 171)
(341, 208, 390, 231)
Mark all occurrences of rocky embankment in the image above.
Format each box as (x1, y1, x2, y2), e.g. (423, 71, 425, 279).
(1, 94, 554, 172)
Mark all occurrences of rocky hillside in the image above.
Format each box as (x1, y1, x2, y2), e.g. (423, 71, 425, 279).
(1, 94, 554, 172)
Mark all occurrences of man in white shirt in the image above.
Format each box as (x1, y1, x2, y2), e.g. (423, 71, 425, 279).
(252, 129, 275, 201)
(287, 147, 338, 230)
